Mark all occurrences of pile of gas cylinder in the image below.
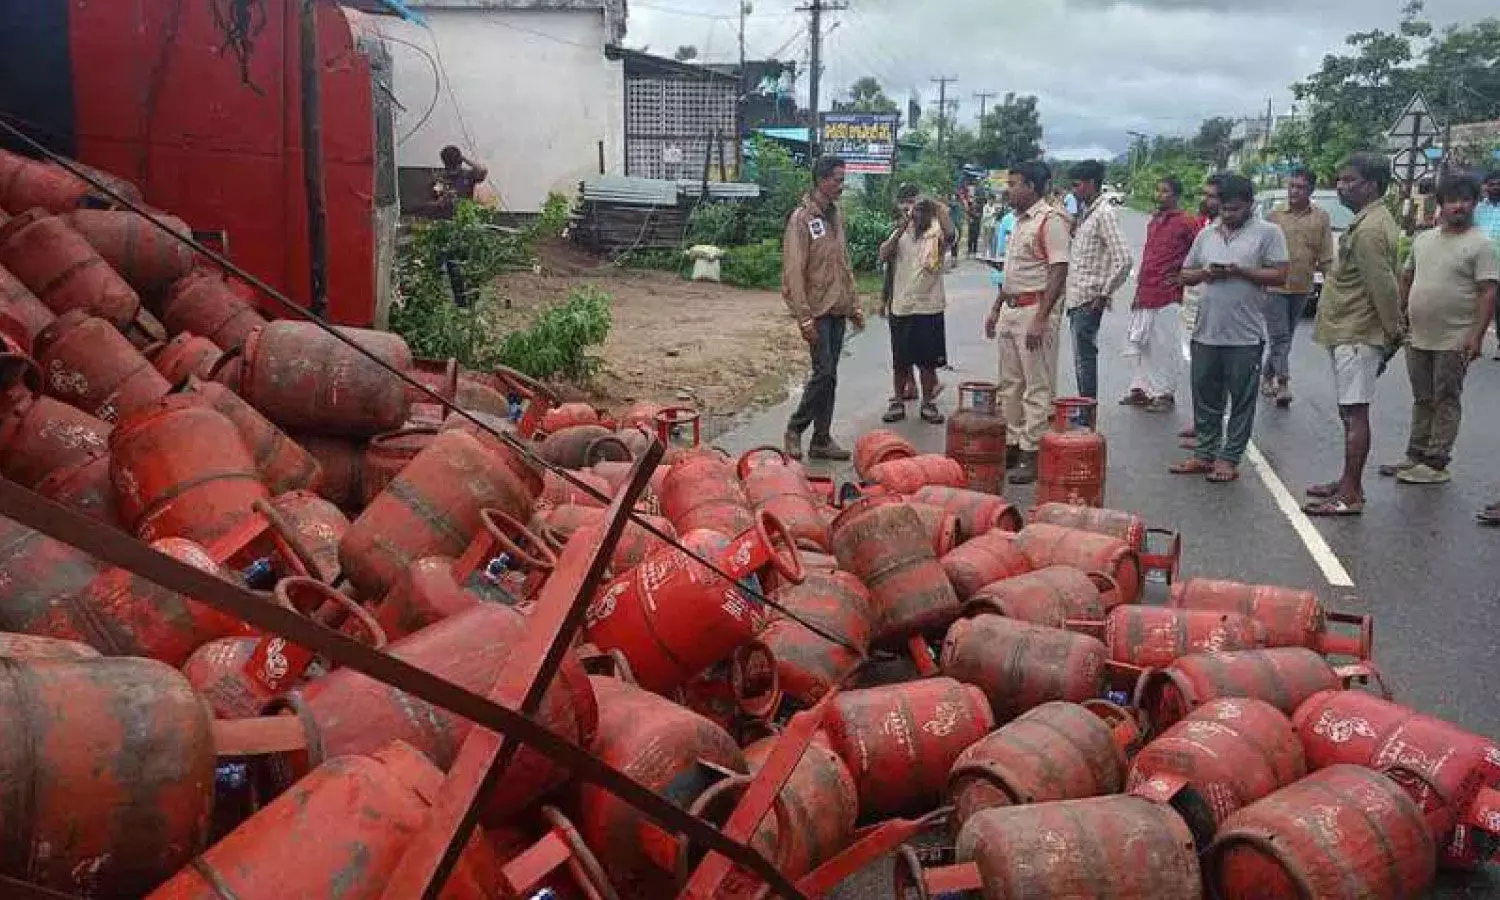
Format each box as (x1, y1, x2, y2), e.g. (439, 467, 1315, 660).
(0, 145, 1494, 900)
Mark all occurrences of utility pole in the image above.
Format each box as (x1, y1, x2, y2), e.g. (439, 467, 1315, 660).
(931, 75, 958, 153)
(799, 0, 848, 159)
(974, 91, 996, 132)
(736, 1, 749, 175)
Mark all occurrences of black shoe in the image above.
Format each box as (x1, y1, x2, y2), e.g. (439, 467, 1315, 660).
(1008, 451, 1038, 485)
(1005, 445, 1021, 469)
(809, 439, 852, 462)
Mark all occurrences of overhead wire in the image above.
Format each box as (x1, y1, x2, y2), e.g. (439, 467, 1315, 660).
(0, 118, 863, 657)
(372, 30, 442, 146)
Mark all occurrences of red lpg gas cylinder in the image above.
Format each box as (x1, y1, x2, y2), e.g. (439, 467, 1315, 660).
(831, 495, 961, 647)
(539, 425, 630, 470)
(1013, 522, 1142, 606)
(281, 603, 597, 822)
(1205, 765, 1438, 900)
(1128, 698, 1307, 849)
(538, 503, 674, 575)
(296, 435, 365, 512)
(160, 270, 268, 351)
(0, 657, 214, 898)
(941, 615, 1111, 724)
(910, 485, 1022, 541)
(0, 392, 111, 488)
(1030, 501, 1182, 584)
(1170, 577, 1373, 660)
(966, 566, 1115, 627)
(946, 382, 1008, 494)
(0, 262, 57, 344)
(939, 528, 1033, 602)
(34, 310, 171, 422)
(853, 429, 916, 480)
(743, 734, 860, 878)
(1036, 397, 1107, 507)
(149, 742, 497, 900)
(738, 446, 830, 552)
(583, 510, 803, 694)
(866, 454, 967, 495)
(1293, 690, 1500, 869)
(541, 402, 603, 434)
(151, 333, 224, 384)
(174, 377, 323, 497)
(63, 208, 195, 296)
(360, 427, 438, 506)
(659, 451, 757, 537)
(0, 632, 101, 660)
(1067, 606, 1268, 678)
(822, 678, 995, 818)
(0, 148, 96, 213)
(948, 700, 1137, 827)
(757, 570, 873, 706)
(0, 209, 141, 329)
(239, 322, 414, 437)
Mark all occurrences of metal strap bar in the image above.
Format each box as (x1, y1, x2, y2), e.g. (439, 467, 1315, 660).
(0, 477, 805, 900)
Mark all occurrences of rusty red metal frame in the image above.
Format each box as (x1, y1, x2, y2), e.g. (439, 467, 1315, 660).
(0, 446, 806, 900)
(794, 808, 953, 897)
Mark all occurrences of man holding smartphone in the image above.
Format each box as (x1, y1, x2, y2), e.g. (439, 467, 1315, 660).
(1170, 175, 1289, 484)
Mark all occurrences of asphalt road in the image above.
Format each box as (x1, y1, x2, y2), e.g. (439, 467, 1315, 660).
(721, 208, 1500, 898)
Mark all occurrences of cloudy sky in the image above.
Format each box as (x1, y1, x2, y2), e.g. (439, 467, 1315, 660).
(624, 0, 1494, 158)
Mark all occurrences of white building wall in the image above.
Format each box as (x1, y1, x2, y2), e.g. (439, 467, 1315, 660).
(380, 9, 624, 212)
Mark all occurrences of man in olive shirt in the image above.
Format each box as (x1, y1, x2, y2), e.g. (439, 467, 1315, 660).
(1380, 175, 1498, 487)
(1305, 155, 1403, 517)
(782, 155, 866, 461)
(1264, 167, 1335, 407)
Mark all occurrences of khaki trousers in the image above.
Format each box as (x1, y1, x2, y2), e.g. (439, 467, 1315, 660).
(995, 304, 1060, 452)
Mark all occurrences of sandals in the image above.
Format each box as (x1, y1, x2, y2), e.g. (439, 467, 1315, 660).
(882, 399, 907, 423)
(919, 402, 946, 425)
(1207, 462, 1240, 483)
(1170, 459, 1214, 475)
(1304, 496, 1365, 517)
(1305, 482, 1341, 499)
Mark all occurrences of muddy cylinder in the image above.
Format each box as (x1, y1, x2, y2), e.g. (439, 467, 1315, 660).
(174, 376, 323, 497)
(1013, 522, 1143, 607)
(966, 565, 1111, 628)
(831, 496, 961, 647)
(160, 271, 268, 351)
(151, 333, 224, 385)
(659, 452, 757, 538)
(853, 429, 916, 480)
(910, 485, 1022, 541)
(940, 528, 1033, 602)
(941, 614, 1110, 724)
(239, 321, 413, 437)
(1135, 647, 1364, 737)
(0, 209, 141, 329)
(743, 733, 860, 879)
(63, 208, 196, 296)
(866, 454, 967, 495)
(758, 570, 873, 705)
(0, 391, 111, 487)
(35, 309, 172, 423)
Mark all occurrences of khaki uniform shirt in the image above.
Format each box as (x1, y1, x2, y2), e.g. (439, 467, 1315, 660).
(1404, 226, 1500, 352)
(782, 194, 858, 322)
(1268, 204, 1335, 296)
(1003, 200, 1072, 296)
(1314, 203, 1402, 348)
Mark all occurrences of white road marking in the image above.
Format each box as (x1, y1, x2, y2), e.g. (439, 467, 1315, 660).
(1244, 442, 1356, 588)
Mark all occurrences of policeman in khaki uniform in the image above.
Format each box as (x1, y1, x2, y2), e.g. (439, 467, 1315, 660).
(984, 160, 1072, 484)
(782, 155, 866, 461)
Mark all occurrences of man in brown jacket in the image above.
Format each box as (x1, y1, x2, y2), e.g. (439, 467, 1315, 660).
(782, 155, 865, 461)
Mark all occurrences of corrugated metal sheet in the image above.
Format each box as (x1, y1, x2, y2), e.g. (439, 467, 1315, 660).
(580, 176, 759, 206)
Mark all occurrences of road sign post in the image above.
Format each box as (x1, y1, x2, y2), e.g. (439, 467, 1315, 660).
(1386, 93, 1443, 232)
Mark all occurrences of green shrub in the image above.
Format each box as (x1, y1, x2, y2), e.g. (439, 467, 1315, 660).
(495, 286, 613, 381)
(615, 248, 689, 275)
(844, 205, 894, 273)
(686, 202, 744, 247)
(531, 191, 572, 240)
(744, 137, 811, 243)
(722, 239, 784, 290)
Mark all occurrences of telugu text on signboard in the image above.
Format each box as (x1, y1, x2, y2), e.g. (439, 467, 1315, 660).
(819, 113, 899, 175)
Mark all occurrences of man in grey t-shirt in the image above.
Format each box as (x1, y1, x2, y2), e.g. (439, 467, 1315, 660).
(1170, 175, 1290, 482)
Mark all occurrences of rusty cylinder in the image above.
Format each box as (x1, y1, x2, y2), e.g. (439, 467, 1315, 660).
(110, 398, 269, 544)
(174, 376, 323, 496)
(0, 149, 96, 213)
(35, 309, 172, 423)
(360, 427, 438, 506)
(1013, 522, 1142, 606)
(948, 700, 1135, 828)
(910, 485, 1022, 542)
(1205, 765, 1437, 900)
(0, 391, 111, 488)
(0, 657, 215, 898)
(939, 528, 1033, 602)
(957, 795, 1201, 900)
(148, 742, 497, 900)
(537, 503, 675, 575)
(150, 333, 224, 385)
(965, 566, 1112, 628)
(239, 322, 413, 438)
(946, 382, 1008, 494)
(1127, 698, 1307, 849)
(1170, 577, 1374, 660)
(0, 515, 109, 638)
(63, 208, 196, 296)
(822, 678, 995, 819)
(853, 428, 916, 480)
(831, 495, 961, 647)
(540, 401, 603, 434)
(941, 614, 1111, 724)
(738, 446, 831, 553)
(866, 453, 967, 495)
(282, 603, 597, 823)
(0, 209, 142, 329)
(659, 452, 757, 537)
(1070, 606, 1269, 673)
(538, 424, 629, 470)
(339, 428, 540, 601)
(908, 501, 961, 557)
(743, 734, 860, 879)
(757, 570, 873, 706)
(0, 261, 57, 344)
(160, 271, 268, 351)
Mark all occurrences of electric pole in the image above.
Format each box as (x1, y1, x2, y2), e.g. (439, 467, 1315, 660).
(932, 75, 958, 153)
(974, 91, 996, 132)
(799, 0, 848, 158)
(736, 2, 749, 174)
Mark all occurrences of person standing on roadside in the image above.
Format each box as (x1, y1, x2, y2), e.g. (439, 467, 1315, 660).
(1476, 170, 1500, 358)
(1177, 174, 1225, 446)
(1127, 176, 1198, 413)
(1064, 160, 1133, 401)
(1170, 175, 1289, 484)
(966, 188, 986, 258)
(880, 184, 952, 425)
(1264, 167, 1335, 407)
(1378, 175, 1498, 488)
(781, 155, 865, 462)
(1304, 154, 1403, 517)
(984, 161, 1072, 485)
(949, 193, 967, 264)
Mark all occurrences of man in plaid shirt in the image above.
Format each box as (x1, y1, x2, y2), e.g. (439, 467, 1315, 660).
(1064, 160, 1134, 400)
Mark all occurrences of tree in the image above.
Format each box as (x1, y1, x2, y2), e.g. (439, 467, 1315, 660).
(1192, 117, 1242, 171)
(673, 45, 698, 62)
(975, 92, 1043, 168)
(833, 76, 900, 115)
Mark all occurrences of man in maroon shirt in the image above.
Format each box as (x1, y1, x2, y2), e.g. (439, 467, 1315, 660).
(1124, 177, 1199, 411)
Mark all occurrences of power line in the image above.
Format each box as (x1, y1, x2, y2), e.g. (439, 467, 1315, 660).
(797, 0, 848, 153)
(974, 91, 997, 130)
(932, 75, 958, 152)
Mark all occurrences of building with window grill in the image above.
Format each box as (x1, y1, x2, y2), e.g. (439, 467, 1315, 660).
(609, 48, 739, 181)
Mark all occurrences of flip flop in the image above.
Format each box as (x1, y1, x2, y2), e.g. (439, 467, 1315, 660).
(882, 399, 907, 423)
(1305, 482, 1341, 499)
(919, 402, 946, 425)
(1303, 497, 1365, 517)
(1207, 463, 1240, 483)
(1170, 459, 1214, 475)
